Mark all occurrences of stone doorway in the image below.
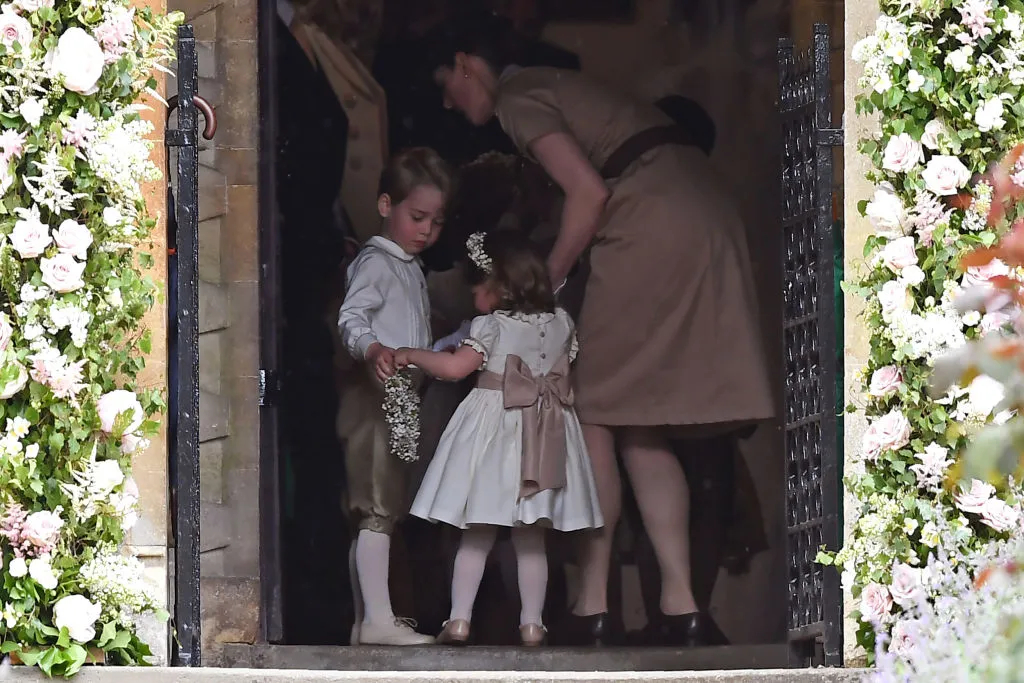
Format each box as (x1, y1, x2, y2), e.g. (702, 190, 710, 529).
(181, 0, 848, 669)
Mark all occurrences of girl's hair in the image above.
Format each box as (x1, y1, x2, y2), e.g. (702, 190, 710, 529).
(378, 147, 454, 204)
(423, 9, 525, 76)
(466, 230, 555, 315)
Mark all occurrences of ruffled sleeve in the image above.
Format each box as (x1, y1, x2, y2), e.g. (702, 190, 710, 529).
(495, 72, 570, 157)
(461, 315, 499, 363)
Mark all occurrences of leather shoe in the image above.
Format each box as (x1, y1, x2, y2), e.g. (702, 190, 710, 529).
(436, 619, 470, 646)
(551, 612, 622, 646)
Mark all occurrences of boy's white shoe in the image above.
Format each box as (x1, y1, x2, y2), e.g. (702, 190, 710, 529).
(358, 617, 434, 645)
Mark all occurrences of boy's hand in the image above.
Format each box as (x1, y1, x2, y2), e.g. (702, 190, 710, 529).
(367, 344, 396, 382)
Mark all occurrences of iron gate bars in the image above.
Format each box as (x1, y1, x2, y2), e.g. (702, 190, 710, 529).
(166, 23, 215, 667)
(778, 22, 843, 667)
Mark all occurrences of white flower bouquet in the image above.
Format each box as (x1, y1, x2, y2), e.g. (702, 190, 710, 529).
(0, 0, 180, 675)
(382, 370, 421, 463)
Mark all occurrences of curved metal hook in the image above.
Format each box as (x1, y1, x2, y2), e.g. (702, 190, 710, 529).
(167, 94, 218, 140)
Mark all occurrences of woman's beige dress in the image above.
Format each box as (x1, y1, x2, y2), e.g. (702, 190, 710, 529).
(495, 67, 774, 428)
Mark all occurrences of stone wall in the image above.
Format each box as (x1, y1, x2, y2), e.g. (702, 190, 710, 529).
(167, 0, 262, 658)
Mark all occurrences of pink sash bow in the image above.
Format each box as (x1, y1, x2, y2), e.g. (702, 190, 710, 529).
(476, 354, 573, 499)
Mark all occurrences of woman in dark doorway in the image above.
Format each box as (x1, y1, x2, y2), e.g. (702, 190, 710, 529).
(425, 14, 774, 646)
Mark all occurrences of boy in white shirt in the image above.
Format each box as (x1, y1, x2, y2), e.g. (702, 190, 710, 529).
(337, 147, 452, 645)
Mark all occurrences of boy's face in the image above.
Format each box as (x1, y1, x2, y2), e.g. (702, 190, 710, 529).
(379, 185, 445, 255)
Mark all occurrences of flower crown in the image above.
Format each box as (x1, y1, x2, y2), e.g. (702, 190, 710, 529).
(466, 232, 493, 274)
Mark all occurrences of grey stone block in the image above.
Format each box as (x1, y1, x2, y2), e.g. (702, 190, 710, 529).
(199, 389, 229, 441)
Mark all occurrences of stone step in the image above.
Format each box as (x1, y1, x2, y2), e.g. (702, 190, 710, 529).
(6, 668, 868, 682)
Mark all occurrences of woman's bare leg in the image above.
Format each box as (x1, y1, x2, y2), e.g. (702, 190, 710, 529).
(621, 427, 697, 615)
(572, 423, 621, 616)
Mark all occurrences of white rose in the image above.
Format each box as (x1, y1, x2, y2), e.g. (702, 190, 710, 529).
(979, 498, 1019, 532)
(883, 134, 924, 173)
(0, 8, 32, 56)
(0, 361, 28, 399)
(921, 120, 947, 150)
(18, 98, 43, 128)
(975, 97, 1006, 133)
(901, 265, 926, 287)
(8, 557, 27, 578)
(40, 253, 86, 293)
(53, 595, 101, 643)
(53, 220, 93, 260)
(869, 365, 903, 398)
(955, 478, 996, 513)
(880, 236, 918, 272)
(50, 27, 105, 95)
(91, 459, 124, 496)
(967, 375, 1005, 417)
(102, 206, 122, 227)
(110, 477, 139, 531)
(28, 556, 58, 591)
(0, 314, 12, 353)
(946, 46, 973, 72)
(889, 563, 924, 608)
(866, 184, 906, 235)
(96, 389, 144, 435)
(13, 0, 54, 11)
(10, 211, 51, 259)
(922, 155, 971, 196)
(860, 582, 893, 623)
(907, 69, 925, 93)
(878, 280, 912, 316)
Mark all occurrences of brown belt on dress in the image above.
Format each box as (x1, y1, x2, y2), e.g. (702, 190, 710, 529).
(599, 124, 697, 180)
(476, 354, 574, 500)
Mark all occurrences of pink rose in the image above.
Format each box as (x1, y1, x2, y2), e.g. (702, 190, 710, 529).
(880, 236, 918, 272)
(979, 498, 1019, 532)
(862, 410, 912, 460)
(954, 478, 996, 514)
(921, 120, 947, 150)
(883, 134, 924, 173)
(96, 389, 144, 435)
(53, 220, 92, 260)
(922, 155, 971, 196)
(10, 212, 51, 259)
(869, 366, 903, 397)
(40, 253, 86, 293)
(889, 563, 924, 608)
(0, 8, 32, 56)
(21, 510, 62, 553)
(878, 280, 912, 316)
(0, 130, 26, 161)
(963, 259, 1011, 288)
(13, 0, 54, 12)
(889, 619, 916, 658)
(860, 582, 893, 623)
(0, 314, 12, 353)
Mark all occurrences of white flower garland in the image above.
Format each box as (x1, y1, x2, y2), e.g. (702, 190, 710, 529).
(0, 0, 180, 675)
(834, 0, 1024, 662)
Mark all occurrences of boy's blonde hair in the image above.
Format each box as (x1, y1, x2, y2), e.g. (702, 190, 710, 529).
(378, 147, 453, 204)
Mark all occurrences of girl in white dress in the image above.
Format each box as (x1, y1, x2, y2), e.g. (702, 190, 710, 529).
(395, 230, 603, 647)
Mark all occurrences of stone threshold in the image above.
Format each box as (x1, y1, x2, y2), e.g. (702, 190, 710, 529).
(218, 644, 797, 672)
(5, 668, 869, 682)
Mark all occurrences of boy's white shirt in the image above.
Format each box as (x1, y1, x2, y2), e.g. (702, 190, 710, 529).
(338, 236, 431, 360)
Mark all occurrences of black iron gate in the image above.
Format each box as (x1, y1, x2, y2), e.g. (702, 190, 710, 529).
(166, 24, 215, 667)
(778, 23, 843, 667)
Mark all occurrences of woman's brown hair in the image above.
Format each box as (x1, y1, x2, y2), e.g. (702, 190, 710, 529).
(466, 230, 555, 315)
(378, 146, 454, 204)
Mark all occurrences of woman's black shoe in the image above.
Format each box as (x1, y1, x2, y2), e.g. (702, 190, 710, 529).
(627, 612, 707, 647)
(551, 612, 622, 646)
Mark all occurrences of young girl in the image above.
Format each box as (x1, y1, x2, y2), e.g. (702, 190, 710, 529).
(337, 146, 452, 646)
(395, 230, 603, 646)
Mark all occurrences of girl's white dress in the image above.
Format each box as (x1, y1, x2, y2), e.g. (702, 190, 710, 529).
(410, 309, 604, 531)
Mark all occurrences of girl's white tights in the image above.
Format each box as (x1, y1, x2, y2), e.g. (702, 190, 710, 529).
(449, 526, 548, 627)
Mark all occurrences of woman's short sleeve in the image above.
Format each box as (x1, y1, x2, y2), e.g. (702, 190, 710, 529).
(495, 76, 569, 156)
(461, 315, 499, 362)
